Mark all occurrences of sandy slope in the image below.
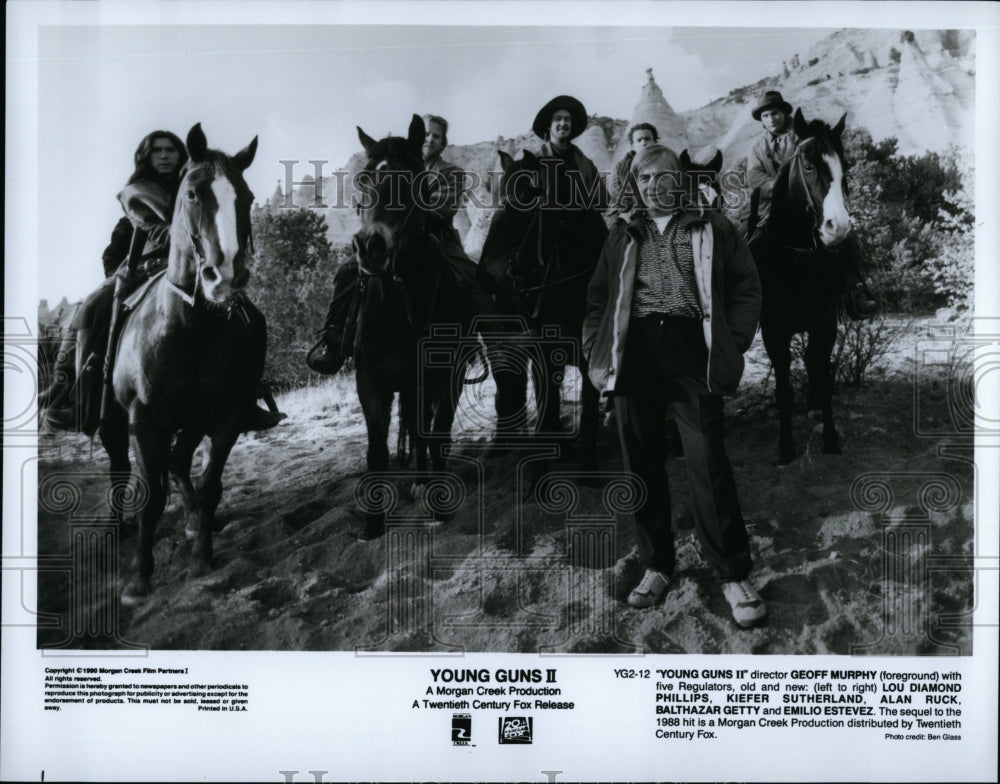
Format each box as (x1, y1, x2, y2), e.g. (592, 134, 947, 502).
(36, 318, 974, 655)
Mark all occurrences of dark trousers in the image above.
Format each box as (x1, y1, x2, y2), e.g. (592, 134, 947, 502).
(615, 315, 752, 580)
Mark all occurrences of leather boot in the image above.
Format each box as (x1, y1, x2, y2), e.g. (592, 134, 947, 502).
(306, 326, 350, 376)
(844, 280, 880, 321)
(39, 329, 90, 433)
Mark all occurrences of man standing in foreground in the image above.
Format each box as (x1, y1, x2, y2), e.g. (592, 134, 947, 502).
(583, 144, 767, 627)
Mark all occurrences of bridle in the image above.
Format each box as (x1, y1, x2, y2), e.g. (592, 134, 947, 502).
(764, 137, 831, 254)
(165, 163, 254, 312)
(356, 158, 443, 333)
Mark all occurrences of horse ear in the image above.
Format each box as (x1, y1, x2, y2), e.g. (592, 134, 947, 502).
(680, 149, 691, 168)
(832, 113, 847, 138)
(709, 149, 723, 171)
(357, 126, 378, 157)
(187, 123, 208, 162)
(522, 150, 538, 167)
(792, 107, 808, 137)
(232, 136, 258, 171)
(408, 114, 425, 150)
(498, 150, 515, 174)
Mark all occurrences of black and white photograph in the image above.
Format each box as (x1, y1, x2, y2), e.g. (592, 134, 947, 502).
(4, 2, 998, 781)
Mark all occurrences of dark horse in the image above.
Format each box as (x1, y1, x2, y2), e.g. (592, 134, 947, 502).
(749, 109, 851, 464)
(101, 124, 260, 603)
(477, 149, 606, 470)
(352, 115, 472, 540)
(680, 147, 724, 208)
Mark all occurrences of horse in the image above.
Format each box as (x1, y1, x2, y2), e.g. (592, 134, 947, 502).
(100, 124, 261, 604)
(477, 149, 605, 471)
(748, 109, 851, 464)
(352, 114, 472, 540)
(680, 147, 724, 208)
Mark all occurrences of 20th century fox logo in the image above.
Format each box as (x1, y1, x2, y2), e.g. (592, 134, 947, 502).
(499, 716, 534, 744)
(452, 713, 472, 746)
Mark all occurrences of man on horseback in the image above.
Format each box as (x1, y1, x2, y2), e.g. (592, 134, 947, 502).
(583, 143, 767, 628)
(532, 95, 607, 213)
(606, 122, 659, 227)
(307, 114, 495, 374)
(747, 90, 879, 319)
(39, 130, 285, 435)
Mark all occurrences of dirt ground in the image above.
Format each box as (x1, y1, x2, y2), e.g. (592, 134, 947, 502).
(35, 315, 975, 655)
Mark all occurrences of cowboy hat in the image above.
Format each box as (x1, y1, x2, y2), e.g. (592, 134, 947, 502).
(751, 90, 793, 121)
(532, 95, 587, 140)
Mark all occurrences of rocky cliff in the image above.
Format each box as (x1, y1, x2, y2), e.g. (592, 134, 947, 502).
(279, 28, 974, 255)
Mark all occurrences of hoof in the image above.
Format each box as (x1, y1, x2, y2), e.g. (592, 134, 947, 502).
(358, 527, 385, 542)
(121, 579, 151, 606)
(359, 515, 386, 541)
(184, 524, 198, 541)
(116, 516, 137, 540)
(189, 559, 213, 578)
(773, 452, 795, 467)
(410, 482, 425, 500)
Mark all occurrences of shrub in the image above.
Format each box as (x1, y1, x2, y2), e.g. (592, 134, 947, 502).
(843, 128, 972, 313)
(249, 206, 349, 390)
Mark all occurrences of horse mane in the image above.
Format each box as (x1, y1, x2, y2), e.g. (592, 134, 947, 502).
(792, 111, 846, 161)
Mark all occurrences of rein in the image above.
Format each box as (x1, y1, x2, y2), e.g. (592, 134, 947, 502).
(764, 139, 823, 255)
(164, 177, 254, 315)
(508, 208, 596, 317)
(359, 197, 443, 334)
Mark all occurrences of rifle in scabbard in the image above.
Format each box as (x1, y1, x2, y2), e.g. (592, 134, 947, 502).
(99, 227, 147, 424)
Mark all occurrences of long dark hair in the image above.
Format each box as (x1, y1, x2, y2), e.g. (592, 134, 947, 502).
(126, 130, 188, 188)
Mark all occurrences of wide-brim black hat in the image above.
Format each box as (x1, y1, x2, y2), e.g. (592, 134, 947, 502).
(751, 90, 793, 121)
(532, 95, 587, 140)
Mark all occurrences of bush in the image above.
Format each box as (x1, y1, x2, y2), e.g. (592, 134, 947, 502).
(249, 206, 349, 390)
(829, 316, 907, 386)
(843, 128, 972, 314)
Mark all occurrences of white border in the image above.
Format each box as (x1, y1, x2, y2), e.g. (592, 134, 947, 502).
(4, 2, 999, 782)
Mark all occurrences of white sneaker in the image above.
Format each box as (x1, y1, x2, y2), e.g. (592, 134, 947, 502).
(722, 580, 767, 627)
(628, 569, 670, 609)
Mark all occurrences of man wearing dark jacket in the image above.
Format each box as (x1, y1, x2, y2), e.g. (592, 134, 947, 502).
(583, 143, 766, 627)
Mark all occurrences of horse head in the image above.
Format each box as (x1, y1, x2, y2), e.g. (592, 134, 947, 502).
(170, 124, 257, 305)
(772, 109, 850, 249)
(353, 115, 425, 276)
(680, 147, 724, 209)
(496, 150, 544, 212)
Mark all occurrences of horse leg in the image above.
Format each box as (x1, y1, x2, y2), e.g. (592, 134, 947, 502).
(534, 354, 565, 439)
(168, 428, 205, 540)
(121, 405, 170, 605)
(493, 352, 527, 438)
(98, 401, 133, 535)
(578, 358, 600, 472)
(806, 321, 842, 455)
(410, 383, 432, 498)
(357, 372, 392, 540)
(188, 427, 240, 576)
(762, 326, 797, 464)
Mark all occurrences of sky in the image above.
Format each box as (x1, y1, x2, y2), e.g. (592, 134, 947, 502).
(24, 12, 835, 304)
(6, 1, 994, 305)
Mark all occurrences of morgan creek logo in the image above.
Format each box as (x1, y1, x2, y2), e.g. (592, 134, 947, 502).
(498, 716, 533, 744)
(452, 713, 472, 746)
